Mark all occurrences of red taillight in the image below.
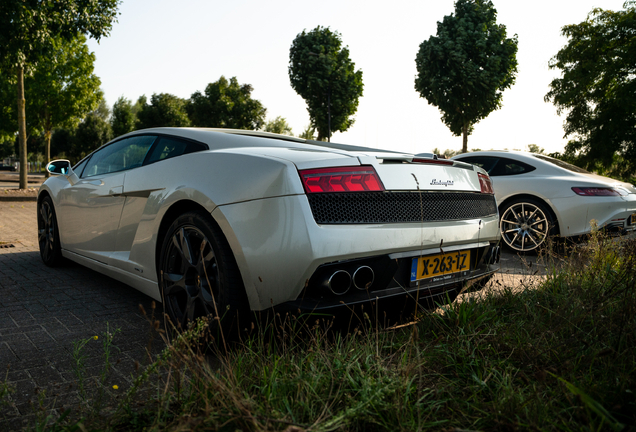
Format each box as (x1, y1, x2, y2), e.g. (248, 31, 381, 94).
(299, 166, 385, 193)
(411, 158, 454, 166)
(572, 187, 625, 196)
(478, 173, 494, 194)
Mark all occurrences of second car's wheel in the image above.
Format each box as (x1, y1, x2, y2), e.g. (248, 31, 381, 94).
(159, 211, 248, 337)
(499, 198, 557, 254)
(37, 196, 64, 267)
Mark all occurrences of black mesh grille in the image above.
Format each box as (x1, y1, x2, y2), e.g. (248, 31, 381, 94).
(307, 191, 497, 224)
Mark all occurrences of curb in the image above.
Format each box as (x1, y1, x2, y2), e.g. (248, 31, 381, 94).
(0, 196, 38, 202)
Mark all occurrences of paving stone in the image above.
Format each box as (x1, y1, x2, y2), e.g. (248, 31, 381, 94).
(1, 201, 169, 420)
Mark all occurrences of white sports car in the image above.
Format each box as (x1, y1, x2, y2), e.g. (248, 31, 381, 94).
(38, 128, 500, 329)
(452, 151, 636, 253)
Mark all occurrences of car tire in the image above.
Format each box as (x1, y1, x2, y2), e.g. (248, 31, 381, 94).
(159, 210, 249, 338)
(38, 196, 64, 267)
(499, 198, 557, 254)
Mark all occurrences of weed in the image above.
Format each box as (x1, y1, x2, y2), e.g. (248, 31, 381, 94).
(15, 233, 636, 431)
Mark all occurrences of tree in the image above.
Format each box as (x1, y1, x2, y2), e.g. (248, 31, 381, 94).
(297, 125, 317, 140)
(527, 144, 545, 154)
(73, 99, 112, 161)
(25, 35, 102, 176)
(187, 76, 266, 130)
(0, 135, 15, 160)
(136, 93, 191, 130)
(264, 116, 293, 135)
(111, 96, 137, 137)
(0, 0, 120, 188)
(414, 0, 518, 153)
(289, 26, 364, 142)
(545, 1, 636, 179)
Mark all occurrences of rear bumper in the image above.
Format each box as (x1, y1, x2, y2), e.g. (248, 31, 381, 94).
(552, 194, 636, 237)
(215, 194, 501, 311)
(278, 241, 500, 313)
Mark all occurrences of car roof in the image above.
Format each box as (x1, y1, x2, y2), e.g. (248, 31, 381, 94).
(122, 127, 405, 155)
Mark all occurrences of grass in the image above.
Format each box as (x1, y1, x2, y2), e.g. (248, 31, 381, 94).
(4, 232, 635, 431)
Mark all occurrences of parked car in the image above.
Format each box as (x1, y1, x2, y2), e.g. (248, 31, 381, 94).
(452, 151, 636, 253)
(38, 128, 501, 330)
(0, 163, 17, 172)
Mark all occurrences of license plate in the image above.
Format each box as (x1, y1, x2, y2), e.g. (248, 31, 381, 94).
(410, 250, 471, 284)
(631, 213, 636, 225)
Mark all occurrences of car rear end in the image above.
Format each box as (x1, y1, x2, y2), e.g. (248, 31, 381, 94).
(214, 146, 501, 313)
(290, 155, 500, 312)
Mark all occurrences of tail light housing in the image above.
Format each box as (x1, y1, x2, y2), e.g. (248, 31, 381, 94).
(478, 173, 494, 194)
(299, 166, 385, 193)
(572, 187, 626, 196)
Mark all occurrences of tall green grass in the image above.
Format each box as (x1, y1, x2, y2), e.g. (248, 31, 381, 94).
(14, 233, 636, 431)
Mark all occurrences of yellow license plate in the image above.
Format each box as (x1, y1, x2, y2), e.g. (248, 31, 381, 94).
(631, 213, 636, 225)
(410, 250, 471, 283)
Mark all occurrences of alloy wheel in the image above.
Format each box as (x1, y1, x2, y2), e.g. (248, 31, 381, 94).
(500, 202, 550, 252)
(38, 201, 56, 262)
(161, 225, 221, 330)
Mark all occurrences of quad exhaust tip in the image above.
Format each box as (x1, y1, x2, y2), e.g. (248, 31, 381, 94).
(353, 266, 375, 290)
(327, 270, 351, 295)
(324, 266, 375, 295)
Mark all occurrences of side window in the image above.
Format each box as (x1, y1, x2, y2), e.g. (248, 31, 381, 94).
(489, 157, 536, 177)
(457, 156, 499, 174)
(72, 157, 89, 177)
(145, 136, 206, 164)
(83, 135, 157, 178)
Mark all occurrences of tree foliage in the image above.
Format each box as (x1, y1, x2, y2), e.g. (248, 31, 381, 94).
(25, 35, 102, 169)
(414, 0, 518, 153)
(187, 76, 266, 130)
(73, 99, 112, 160)
(111, 96, 138, 137)
(136, 93, 190, 130)
(545, 1, 636, 179)
(0, 0, 119, 69)
(297, 125, 317, 140)
(289, 26, 363, 141)
(0, 0, 119, 187)
(264, 116, 293, 135)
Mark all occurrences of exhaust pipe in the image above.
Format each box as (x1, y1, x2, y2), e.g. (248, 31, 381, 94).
(353, 266, 374, 290)
(325, 270, 351, 295)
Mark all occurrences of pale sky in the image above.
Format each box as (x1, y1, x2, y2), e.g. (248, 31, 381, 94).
(86, 0, 625, 155)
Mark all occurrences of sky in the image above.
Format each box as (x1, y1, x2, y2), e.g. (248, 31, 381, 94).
(86, 0, 626, 156)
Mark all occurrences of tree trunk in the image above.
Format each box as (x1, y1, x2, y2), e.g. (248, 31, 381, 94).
(462, 123, 468, 154)
(44, 130, 52, 178)
(17, 66, 28, 190)
(45, 108, 51, 178)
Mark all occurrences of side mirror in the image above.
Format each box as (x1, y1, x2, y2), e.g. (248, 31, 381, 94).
(47, 160, 70, 175)
(47, 159, 79, 185)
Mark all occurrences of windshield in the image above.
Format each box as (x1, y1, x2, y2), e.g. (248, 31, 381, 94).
(532, 154, 590, 174)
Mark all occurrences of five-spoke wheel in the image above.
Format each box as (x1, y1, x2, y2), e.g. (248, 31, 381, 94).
(159, 211, 247, 334)
(500, 199, 556, 253)
(37, 196, 63, 266)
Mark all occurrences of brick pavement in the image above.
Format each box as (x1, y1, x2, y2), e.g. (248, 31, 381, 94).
(0, 202, 165, 431)
(0, 200, 550, 429)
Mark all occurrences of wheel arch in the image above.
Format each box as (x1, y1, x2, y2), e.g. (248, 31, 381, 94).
(498, 193, 561, 235)
(155, 199, 210, 277)
(37, 189, 51, 207)
(154, 199, 253, 308)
